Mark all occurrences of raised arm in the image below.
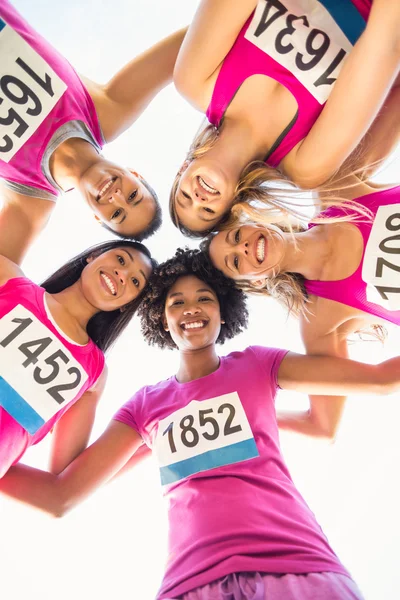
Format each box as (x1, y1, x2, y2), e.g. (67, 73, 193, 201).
(48, 366, 108, 474)
(173, 0, 258, 110)
(0, 420, 142, 517)
(86, 28, 187, 142)
(282, 0, 400, 189)
(277, 350, 400, 396)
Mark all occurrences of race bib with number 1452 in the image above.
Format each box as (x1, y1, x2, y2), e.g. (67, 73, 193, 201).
(0, 305, 88, 435)
(154, 392, 259, 486)
(0, 17, 67, 163)
(245, 0, 366, 104)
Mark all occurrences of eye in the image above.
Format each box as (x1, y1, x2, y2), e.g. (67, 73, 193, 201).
(111, 209, 122, 221)
(128, 190, 138, 202)
(234, 229, 240, 244)
(181, 190, 191, 200)
(203, 207, 215, 214)
(233, 256, 239, 271)
(132, 277, 140, 288)
(171, 300, 184, 306)
(117, 255, 125, 266)
(199, 296, 213, 302)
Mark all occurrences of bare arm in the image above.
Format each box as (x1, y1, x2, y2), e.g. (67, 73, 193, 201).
(282, 0, 400, 189)
(48, 366, 108, 474)
(277, 351, 400, 396)
(0, 421, 142, 517)
(174, 0, 258, 110)
(277, 313, 349, 440)
(0, 189, 53, 265)
(87, 28, 187, 142)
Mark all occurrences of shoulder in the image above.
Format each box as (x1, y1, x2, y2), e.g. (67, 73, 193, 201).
(0, 255, 24, 287)
(225, 345, 289, 372)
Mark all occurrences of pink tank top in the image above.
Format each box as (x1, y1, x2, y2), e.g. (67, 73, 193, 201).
(305, 186, 400, 325)
(0, 1, 104, 200)
(206, 0, 371, 167)
(0, 277, 105, 478)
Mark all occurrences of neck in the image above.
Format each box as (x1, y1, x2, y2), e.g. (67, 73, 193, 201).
(212, 118, 269, 179)
(50, 138, 99, 191)
(176, 345, 220, 383)
(280, 227, 333, 280)
(50, 281, 99, 332)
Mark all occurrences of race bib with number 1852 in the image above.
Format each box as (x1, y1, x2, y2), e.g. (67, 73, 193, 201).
(362, 204, 400, 312)
(0, 17, 67, 163)
(0, 305, 88, 435)
(245, 0, 366, 104)
(154, 392, 259, 486)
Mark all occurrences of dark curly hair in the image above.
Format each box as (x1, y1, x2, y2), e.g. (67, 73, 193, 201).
(138, 248, 249, 349)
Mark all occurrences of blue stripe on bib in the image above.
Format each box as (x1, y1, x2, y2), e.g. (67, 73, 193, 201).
(319, 0, 367, 45)
(0, 377, 45, 435)
(0, 18, 6, 32)
(160, 438, 259, 486)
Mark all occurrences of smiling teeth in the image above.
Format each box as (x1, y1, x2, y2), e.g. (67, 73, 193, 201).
(101, 273, 116, 295)
(198, 176, 219, 195)
(98, 179, 114, 198)
(182, 321, 205, 330)
(256, 237, 265, 262)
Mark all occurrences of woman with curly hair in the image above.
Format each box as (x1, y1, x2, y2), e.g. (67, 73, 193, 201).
(169, 0, 400, 237)
(3, 249, 400, 599)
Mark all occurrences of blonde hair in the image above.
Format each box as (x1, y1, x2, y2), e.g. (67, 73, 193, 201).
(170, 121, 373, 238)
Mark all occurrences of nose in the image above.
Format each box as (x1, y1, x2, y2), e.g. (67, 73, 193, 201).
(237, 241, 249, 256)
(108, 188, 125, 206)
(183, 305, 201, 316)
(114, 268, 126, 286)
(194, 188, 208, 202)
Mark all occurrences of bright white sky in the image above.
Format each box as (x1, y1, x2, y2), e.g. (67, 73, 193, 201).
(1, 2, 400, 599)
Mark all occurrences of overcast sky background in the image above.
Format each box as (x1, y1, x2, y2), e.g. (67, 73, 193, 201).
(1, 2, 400, 599)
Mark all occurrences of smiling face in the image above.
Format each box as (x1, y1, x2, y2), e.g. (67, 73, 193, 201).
(81, 246, 153, 312)
(173, 157, 237, 234)
(209, 224, 286, 282)
(77, 160, 157, 237)
(163, 275, 222, 351)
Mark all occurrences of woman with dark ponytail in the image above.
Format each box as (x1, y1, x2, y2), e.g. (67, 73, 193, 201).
(0, 239, 155, 478)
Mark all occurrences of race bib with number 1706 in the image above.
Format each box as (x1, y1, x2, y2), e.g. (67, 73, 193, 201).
(154, 392, 259, 486)
(362, 204, 400, 312)
(0, 17, 67, 163)
(245, 0, 366, 104)
(0, 305, 88, 435)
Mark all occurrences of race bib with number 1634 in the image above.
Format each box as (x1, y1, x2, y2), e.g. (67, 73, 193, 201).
(0, 305, 88, 435)
(154, 391, 259, 486)
(245, 0, 366, 104)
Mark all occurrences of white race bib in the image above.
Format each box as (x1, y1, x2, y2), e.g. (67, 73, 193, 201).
(154, 392, 259, 486)
(0, 17, 67, 163)
(0, 305, 88, 434)
(245, 0, 365, 104)
(362, 204, 400, 311)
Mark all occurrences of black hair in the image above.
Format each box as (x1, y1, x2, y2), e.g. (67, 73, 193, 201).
(102, 178, 162, 242)
(138, 248, 248, 350)
(41, 240, 157, 353)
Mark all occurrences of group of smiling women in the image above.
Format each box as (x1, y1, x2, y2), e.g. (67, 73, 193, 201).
(1, 0, 400, 598)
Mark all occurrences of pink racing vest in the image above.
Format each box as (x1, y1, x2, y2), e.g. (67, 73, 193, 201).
(206, 0, 371, 167)
(0, 0, 104, 200)
(0, 277, 104, 478)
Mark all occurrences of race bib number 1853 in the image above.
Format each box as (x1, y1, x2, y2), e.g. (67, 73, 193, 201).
(245, 0, 366, 104)
(362, 204, 400, 311)
(0, 18, 67, 163)
(0, 305, 88, 434)
(154, 392, 259, 486)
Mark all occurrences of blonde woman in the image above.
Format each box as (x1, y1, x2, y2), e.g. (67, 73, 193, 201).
(170, 0, 400, 237)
